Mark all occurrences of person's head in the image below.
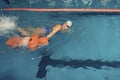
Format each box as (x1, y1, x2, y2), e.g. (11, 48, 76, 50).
(62, 20, 72, 30)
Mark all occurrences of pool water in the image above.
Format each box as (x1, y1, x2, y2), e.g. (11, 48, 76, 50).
(0, 0, 120, 80)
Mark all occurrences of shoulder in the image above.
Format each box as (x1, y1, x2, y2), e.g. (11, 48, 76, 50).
(53, 24, 62, 29)
(55, 24, 61, 26)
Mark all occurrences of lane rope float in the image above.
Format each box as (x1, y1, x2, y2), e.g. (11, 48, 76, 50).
(1, 8, 120, 13)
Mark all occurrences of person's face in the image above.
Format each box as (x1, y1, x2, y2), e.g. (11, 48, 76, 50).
(62, 23, 70, 30)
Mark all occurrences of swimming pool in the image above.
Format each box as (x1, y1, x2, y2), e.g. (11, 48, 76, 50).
(0, 0, 120, 80)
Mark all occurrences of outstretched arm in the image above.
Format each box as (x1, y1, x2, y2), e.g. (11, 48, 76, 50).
(16, 27, 30, 37)
(30, 27, 46, 35)
(47, 24, 61, 39)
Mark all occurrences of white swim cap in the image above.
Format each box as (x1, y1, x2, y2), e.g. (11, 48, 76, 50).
(66, 20, 72, 27)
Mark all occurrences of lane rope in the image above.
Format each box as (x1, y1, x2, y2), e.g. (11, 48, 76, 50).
(1, 8, 120, 12)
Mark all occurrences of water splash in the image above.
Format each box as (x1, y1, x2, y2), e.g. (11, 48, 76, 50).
(0, 15, 17, 36)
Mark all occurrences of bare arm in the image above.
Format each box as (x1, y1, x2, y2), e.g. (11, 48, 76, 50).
(31, 27, 46, 35)
(47, 24, 61, 39)
(16, 27, 30, 37)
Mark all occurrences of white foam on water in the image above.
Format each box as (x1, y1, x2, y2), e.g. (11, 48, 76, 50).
(0, 15, 17, 36)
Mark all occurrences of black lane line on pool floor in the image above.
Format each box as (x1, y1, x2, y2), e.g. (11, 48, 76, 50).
(36, 54, 120, 79)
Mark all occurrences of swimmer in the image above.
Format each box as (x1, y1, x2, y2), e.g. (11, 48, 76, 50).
(6, 20, 72, 51)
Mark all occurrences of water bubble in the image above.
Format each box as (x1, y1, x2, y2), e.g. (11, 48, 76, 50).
(0, 15, 17, 36)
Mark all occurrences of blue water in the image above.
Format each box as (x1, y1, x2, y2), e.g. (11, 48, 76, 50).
(1, 0, 120, 8)
(0, 0, 120, 80)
